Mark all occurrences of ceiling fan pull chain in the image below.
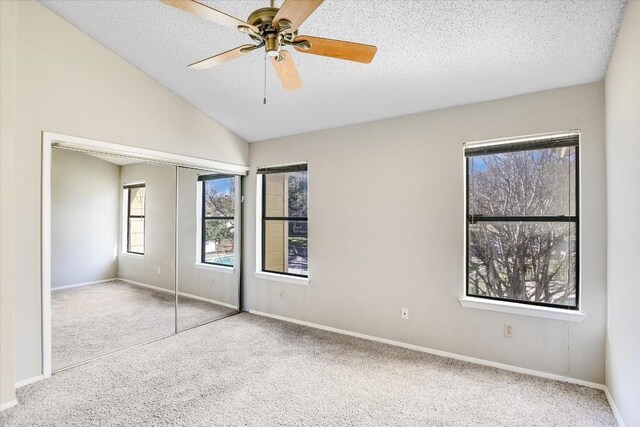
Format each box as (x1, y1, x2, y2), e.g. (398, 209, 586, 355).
(263, 51, 267, 105)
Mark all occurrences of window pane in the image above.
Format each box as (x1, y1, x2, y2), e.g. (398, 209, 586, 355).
(204, 219, 234, 265)
(469, 147, 576, 217)
(264, 219, 308, 276)
(287, 171, 308, 217)
(129, 187, 145, 216)
(128, 218, 145, 253)
(468, 221, 576, 307)
(264, 174, 286, 217)
(204, 177, 234, 217)
(264, 172, 307, 218)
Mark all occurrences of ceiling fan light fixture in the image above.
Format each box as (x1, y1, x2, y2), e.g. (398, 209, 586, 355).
(264, 34, 280, 57)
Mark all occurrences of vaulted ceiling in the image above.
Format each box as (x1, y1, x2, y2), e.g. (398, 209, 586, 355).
(40, 0, 627, 142)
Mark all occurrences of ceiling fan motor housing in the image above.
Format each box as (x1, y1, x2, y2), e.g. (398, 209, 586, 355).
(247, 7, 278, 31)
(246, 7, 297, 60)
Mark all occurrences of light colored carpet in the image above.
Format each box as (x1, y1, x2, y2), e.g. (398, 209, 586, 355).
(2, 313, 614, 426)
(52, 280, 236, 371)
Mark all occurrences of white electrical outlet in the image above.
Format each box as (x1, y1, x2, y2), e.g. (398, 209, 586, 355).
(157, 267, 161, 274)
(504, 324, 514, 338)
(401, 307, 409, 320)
(279, 288, 285, 298)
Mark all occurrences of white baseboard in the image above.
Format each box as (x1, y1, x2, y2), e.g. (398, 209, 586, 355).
(117, 278, 238, 310)
(604, 387, 626, 427)
(178, 290, 238, 310)
(51, 278, 117, 291)
(0, 399, 18, 412)
(15, 374, 44, 389)
(248, 310, 606, 391)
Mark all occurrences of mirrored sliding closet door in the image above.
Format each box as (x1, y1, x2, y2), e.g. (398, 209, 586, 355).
(176, 167, 241, 331)
(51, 149, 176, 371)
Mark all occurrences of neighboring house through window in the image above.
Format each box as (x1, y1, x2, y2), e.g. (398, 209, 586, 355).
(125, 183, 145, 255)
(200, 175, 235, 266)
(258, 164, 308, 277)
(465, 132, 579, 309)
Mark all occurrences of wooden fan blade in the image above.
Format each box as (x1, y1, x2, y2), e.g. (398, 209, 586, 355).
(273, 0, 323, 32)
(160, 0, 260, 34)
(188, 45, 256, 70)
(294, 35, 377, 64)
(271, 51, 303, 91)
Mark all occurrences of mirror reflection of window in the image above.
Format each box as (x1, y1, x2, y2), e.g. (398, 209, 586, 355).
(125, 184, 145, 254)
(202, 176, 235, 266)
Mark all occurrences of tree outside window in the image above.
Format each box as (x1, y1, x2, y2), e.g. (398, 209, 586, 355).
(466, 137, 578, 309)
(202, 176, 235, 266)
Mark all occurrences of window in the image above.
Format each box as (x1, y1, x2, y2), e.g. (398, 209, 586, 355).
(200, 175, 235, 266)
(465, 132, 579, 309)
(258, 164, 308, 277)
(125, 183, 145, 255)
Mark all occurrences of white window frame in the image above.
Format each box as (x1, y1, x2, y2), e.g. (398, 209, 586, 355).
(459, 130, 586, 323)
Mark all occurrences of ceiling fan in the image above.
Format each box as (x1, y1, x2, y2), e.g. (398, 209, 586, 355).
(160, 0, 377, 91)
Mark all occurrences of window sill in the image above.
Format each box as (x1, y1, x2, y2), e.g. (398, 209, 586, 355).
(254, 271, 309, 286)
(120, 252, 144, 259)
(458, 297, 586, 323)
(194, 263, 235, 274)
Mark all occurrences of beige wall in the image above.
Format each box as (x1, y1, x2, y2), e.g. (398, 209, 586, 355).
(605, 1, 640, 425)
(118, 163, 177, 291)
(0, 0, 18, 409)
(1, 0, 248, 393)
(51, 150, 120, 288)
(245, 82, 607, 384)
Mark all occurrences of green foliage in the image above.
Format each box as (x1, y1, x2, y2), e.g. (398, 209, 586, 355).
(205, 219, 233, 243)
(204, 178, 234, 246)
(287, 172, 308, 217)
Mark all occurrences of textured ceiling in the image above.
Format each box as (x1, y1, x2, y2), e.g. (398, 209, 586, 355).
(40, 0, 626, 142)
